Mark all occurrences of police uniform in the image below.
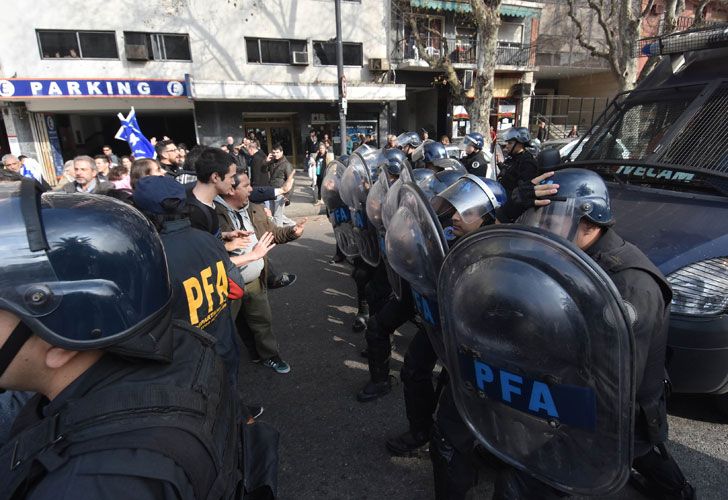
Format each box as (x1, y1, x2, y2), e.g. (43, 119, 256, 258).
(461, 150, 488, 177)
(160, 218, 243, 382)
(0, 182, 276, 500)
(1, 324, 238, 500)
(497, 150, 538, 194)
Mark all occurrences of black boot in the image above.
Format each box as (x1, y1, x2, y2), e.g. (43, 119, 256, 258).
(356, 380, 392, 402)
(385, 429, 430, 457)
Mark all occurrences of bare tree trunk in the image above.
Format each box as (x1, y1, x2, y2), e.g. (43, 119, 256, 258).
(566, 0, 656, 92)
(468, 1, 501, 139)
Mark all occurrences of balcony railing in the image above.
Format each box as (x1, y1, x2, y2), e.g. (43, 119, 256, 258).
(394, 36, 535, 68)
(395, 35, 478, 64)
(496, 42, 533, 67)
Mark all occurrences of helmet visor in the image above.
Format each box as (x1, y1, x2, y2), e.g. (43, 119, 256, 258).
(459, 136, 479, 151)
(518, 198, 581, 242)
(431, 175, 499, 225)
(395, 132, 421, 148)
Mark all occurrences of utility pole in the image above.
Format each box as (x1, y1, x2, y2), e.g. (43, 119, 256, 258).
(335, 0, 347, 156)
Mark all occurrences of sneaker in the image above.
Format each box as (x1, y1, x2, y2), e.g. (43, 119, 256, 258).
(268, 273, 297, 289)
(385, 430, 430, 457)
(262, 356, 291, 374)
(246, 405, 265, 419)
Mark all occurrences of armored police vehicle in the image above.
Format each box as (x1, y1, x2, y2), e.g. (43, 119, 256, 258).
(561, 24, 728, 414)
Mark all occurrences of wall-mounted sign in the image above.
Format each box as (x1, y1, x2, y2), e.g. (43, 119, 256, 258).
(0, 78, 187, 99)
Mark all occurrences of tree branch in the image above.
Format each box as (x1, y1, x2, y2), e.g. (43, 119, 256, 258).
(566, 0, 609, 58)
(640, 0, 657, 19)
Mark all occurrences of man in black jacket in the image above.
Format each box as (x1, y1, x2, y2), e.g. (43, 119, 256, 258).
(460, 132, 488, 177)
(498, 127, 538, 194)
(265, 142, 296, 226)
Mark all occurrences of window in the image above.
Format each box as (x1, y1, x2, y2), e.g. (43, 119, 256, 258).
(498, 23, 524, 46)
(37, 30, 117, 59)
(312, 41, 363, 66)
(123, 32, 192, 61)
(246, 38, 307, 64)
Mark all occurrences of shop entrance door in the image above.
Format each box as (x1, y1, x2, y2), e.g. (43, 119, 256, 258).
(243, 117, 299, 167)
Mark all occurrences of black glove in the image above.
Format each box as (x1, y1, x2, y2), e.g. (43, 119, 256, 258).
(498, 180, 536, 223)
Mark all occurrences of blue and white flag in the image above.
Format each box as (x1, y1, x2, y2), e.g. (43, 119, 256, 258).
(114, 107, 155, 159)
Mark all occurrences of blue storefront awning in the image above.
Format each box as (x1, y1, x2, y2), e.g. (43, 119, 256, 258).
(409, 1, 541, 18)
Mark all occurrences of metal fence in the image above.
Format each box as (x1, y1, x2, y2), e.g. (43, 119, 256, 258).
(530, 95, 610, 139)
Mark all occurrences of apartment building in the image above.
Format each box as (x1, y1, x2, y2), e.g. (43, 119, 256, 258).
(0, 0, 405, 179)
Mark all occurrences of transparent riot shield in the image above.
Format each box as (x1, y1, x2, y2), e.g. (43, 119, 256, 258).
(385, 182, 449, 356)
(321, 160, 358, 258)
(340, 149, 384, 266)
(438, 225, 634, 496)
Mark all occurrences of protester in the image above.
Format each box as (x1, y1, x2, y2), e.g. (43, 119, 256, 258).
(101, 144, 120, 165)
(130, 157, 165, 189)
(93, 154, 111, 182)
(61, 155, 113, 194)
(265, 143, 296, 226)
(216, 172, 306, 374)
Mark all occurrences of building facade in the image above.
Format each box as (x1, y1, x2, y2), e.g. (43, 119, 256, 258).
(387, 0, 543, 140)
(0, 0, 405, 181)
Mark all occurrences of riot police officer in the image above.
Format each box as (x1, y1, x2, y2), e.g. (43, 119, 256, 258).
(383, 175, 508, 457)
(459, 132, 488, 177)
(0, 180, 274, 499)
(357, 149, 413, 402)
(435, 169, 694, 499)
(498, 127, 538, 194)
(395, 131, 422, 162)
(411, 140, 450, 171)
(510, 168, 695, 499)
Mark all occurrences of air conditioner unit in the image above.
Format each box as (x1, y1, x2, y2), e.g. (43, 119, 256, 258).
(292, 51, 309, 65)
(463, 69, 474, 90)
(125, 43, 149, 61)
(368, 58, 391, 71)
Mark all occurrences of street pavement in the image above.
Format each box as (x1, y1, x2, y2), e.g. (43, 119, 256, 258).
(239, 214, 728, 500)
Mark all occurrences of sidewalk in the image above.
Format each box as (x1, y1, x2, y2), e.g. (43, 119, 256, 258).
(284, 169, 328, 218)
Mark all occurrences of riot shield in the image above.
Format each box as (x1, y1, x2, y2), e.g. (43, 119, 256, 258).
(366, 172, 406, 300)
(438, 225, 634, 496)
(381, 162, 413, 231)
(385, 182, 449, 353)
(321, 160, 358, 258)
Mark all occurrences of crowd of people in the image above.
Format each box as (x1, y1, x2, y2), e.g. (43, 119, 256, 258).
(0, 122, 695, 500)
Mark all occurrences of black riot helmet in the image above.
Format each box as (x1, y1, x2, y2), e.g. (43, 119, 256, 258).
(0, 180, 173, 379)
(380, 148, 410, 178)
(519, 168, 614, 242)
(503, 126, 531, 145)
